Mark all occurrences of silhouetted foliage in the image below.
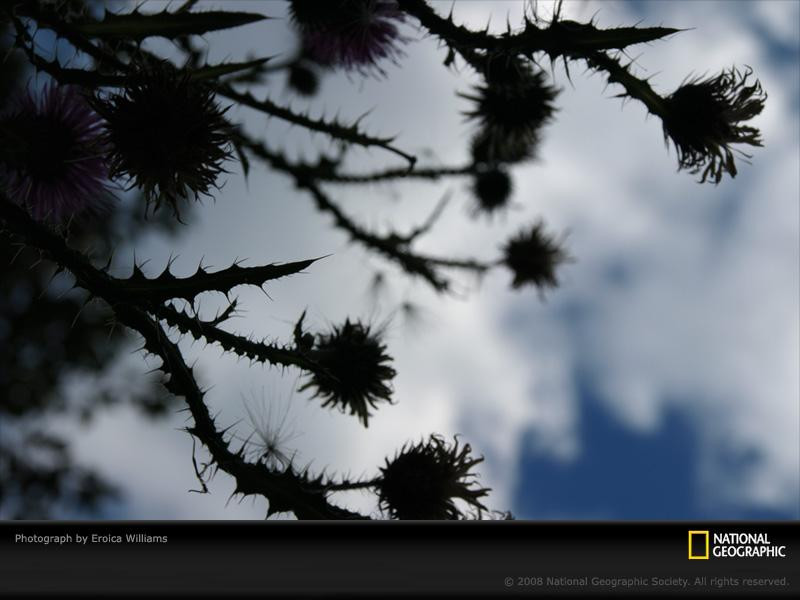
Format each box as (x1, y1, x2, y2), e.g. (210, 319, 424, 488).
(0, 0, 766, 519)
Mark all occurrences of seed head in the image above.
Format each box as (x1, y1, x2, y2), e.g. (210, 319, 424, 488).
(378, 435, 489, 520)
(662, 67, 766, 184)
(299, 319, 395, 427)
(91, 61, 231, 218)
(0, 83, 109, 223)
(289, 0, 407, 75)
(237, 393, 299, 471)
(503, 220, 569, 292)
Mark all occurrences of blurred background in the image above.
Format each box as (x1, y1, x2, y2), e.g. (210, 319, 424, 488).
(1, 0, 798, 519)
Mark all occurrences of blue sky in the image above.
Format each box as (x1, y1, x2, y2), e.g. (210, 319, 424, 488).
(34, 0, 799, 520)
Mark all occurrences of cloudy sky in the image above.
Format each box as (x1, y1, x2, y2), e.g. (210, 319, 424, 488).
(53, 0, 800, 520)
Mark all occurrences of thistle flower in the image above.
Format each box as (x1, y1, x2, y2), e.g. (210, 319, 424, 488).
(502, 220, 569, 292)
(377, 435, 489, 520)
(471, 167, 512, 217)
(0, 83, 109, 222)
(462, 59, 558, 164)
(299, 319, 395, 427)
(91, 61, 231, 217)
(289, 0, 407, 74)
(662, 66, 766, 184)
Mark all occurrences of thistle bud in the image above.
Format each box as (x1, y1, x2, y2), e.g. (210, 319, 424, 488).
(299, 319, 395, 427)
(470, 128, 534, 166)
(91, 61, 231, 217)
(377, 435, 489, 520)
(502, 220, 569, 292)
(471, 167, 512, 217)
(289, 0, 407, 74)
(288, 62, 320, 97)
(0, 84, 109, 222)
(462, 58, 558, 164)
(662, 67, 766, 183)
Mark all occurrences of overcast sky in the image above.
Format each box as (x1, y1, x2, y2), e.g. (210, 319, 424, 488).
(51, 0, 800, 520)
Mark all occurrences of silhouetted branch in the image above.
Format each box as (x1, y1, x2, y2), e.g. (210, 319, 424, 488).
(318, 163, 473, 184)
(585, 50, 667, 117)
(399, 0, 680, 65)
(156, 302, 320, 372)
(218, 84, 417, 167)
(0, 197, 367, 520)
(237, 134, 491, 292)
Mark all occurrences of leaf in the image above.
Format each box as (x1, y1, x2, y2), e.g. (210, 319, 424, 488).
(120, 257, 323, 304)
(75, 9, 269, 40)
(189, 57, 272, 81)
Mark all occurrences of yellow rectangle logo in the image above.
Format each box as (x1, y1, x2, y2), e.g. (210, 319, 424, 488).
(688, 530, 709, 559)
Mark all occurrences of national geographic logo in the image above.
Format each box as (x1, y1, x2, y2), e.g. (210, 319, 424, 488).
(688, 530, 787, 559)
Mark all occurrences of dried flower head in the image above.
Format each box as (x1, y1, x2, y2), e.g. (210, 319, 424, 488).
(471, 167, 512, 216)
(503, 220, 569, 292)
(662, 66, 766, 184)
(236, 392, 299, 471)
(289, 0, 407, 74)
(378, 435, 489, 519)
(462, 58, 558, 164)
(0, 83, 109, 222)
(299, 319, 395, 426)
(91, 61, 231, 217)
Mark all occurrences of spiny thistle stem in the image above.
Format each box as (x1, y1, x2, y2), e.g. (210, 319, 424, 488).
(156, 303, 321, 373)
(217, 84, 417, 167)
(317, 163, 474, 184)
(237, 134, 490, 292)
(114, 302, 368, 520)
(398, 0, 680, 66)
(324, 478, 382, 492)
(0, 196, 366, 520)
(585, 50, 667, 118)
(398, 0, 485, 70)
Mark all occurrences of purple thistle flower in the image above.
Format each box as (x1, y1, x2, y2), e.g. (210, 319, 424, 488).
(289, 0, 408, 75)
(0, 83, 109, 223)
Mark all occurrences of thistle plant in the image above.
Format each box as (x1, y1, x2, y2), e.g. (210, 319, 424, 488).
(378, 435, 489, 519)
(471, 166, 513, 217)
(503, 220, 570, 292)
(0, 0, 768, 519)
(0, 83, 109, 222)
(461, 58, 558, 164)
(299, 319, 396, 427)
(90, 60, 232, 217)
(289, 0, 408, 75)
(661, 67, 767, 183)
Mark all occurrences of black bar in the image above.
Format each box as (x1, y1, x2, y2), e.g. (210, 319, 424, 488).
(1, 522, 798, 597)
